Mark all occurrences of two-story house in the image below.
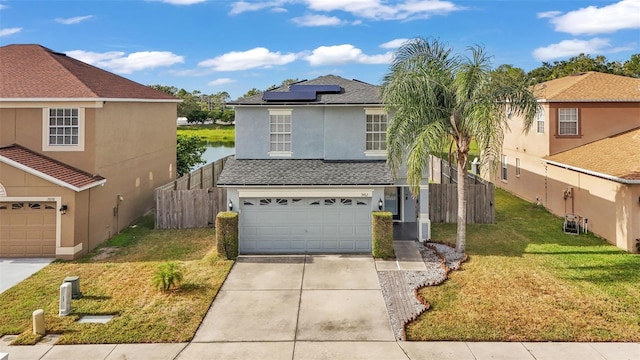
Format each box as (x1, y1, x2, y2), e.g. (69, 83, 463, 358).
(0, 44, 179, 259)
(492, 71, 640, 253)
(218, 75, 430, 254)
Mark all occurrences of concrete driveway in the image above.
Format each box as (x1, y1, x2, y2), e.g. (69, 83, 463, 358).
(180, 255, 407, 360)
(0, 258, 53, 294)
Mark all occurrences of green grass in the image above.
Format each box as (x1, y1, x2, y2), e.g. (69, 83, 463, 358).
(176, 124, 235, 144)
(0, 216, 233, 344)
(407, 189, 640, 341)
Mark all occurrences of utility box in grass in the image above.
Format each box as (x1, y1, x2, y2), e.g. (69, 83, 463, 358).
(216, 211, 238, 259)
(372, 211, 394, 258)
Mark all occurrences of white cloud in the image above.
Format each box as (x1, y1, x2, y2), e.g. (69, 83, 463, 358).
(543, 0, 640, 35)
(55, 15, 94, 25)
(198, 47, 298, 71)
(380, 38, 409, 49)
(0, 27, 22, 36)
(291, 14, 345, 26)
(304, 0, 462, 20)
(229, 1, 290, 15)
(66, 50, 185, 74)
(208, 78, 236, 86)
(157, 0, 207, 4)
(532, 38, 619, 61)
(536, 11, 561, 19)
(305, 44, 392, 66)
(0, 4, 6, 10)
(230, 0, 461, 20)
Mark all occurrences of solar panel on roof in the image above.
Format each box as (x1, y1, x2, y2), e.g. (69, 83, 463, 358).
(262, 91, 317, 101)
(289, 84, 342, 93)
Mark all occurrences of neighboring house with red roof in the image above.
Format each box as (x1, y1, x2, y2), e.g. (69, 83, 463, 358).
(489, 71, 640, 253)
(0, 44, 179, 259)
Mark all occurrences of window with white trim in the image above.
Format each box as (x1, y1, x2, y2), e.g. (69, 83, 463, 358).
(501, 155, 508, 181)
(558, 108, 578, 136)
(536, 108, 544, 134)
(516, 158, 521, 177)
(42, 108, 85, 151)
(269, 109, 291, 155)
(365, 109, 387, 152)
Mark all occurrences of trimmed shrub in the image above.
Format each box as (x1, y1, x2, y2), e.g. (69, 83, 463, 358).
(216, 211, 238, 259)
(372, 211, 394, 258)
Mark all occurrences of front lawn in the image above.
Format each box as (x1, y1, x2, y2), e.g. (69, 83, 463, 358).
(177, 124, 235, 144)
(0, 216, 233, 344)
(407, 189, 640, 341)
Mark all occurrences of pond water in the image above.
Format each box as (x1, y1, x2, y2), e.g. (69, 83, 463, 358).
(202, 143, 235, 164)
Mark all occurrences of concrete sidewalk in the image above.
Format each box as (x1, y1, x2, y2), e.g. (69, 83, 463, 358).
(3, 338, 638, 359)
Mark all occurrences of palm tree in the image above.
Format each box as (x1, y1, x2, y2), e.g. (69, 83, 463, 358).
(382, 38, 539, 253)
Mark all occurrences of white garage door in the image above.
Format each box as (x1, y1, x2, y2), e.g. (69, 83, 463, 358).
(0, 201, 57, 257)
(239, 197, 372, 254)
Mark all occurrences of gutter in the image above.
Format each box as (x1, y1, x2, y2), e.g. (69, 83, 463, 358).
(543, 159, 640, 184)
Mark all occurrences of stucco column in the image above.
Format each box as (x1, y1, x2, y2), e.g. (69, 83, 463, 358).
(418, 184, 431, 242)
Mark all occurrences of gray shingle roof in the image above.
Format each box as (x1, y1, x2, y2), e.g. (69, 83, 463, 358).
(230, 75, 381, 105)
(218, 158, 393, 186)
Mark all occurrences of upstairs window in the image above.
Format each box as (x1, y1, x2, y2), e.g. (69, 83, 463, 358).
(42, 108, 84, 151)
(269, 109, 292, 155)
(536, 108, 545, 134)
(558, 108, 578, 136)
(49, 108, 79, 145)
(365, 109, 387, 152)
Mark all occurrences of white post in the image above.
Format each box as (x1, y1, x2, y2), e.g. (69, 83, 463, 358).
(32, 309, 45, 335)
(59, 283, 72, 316)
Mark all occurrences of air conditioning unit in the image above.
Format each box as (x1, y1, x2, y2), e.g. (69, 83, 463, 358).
(59, 282, 72, 316)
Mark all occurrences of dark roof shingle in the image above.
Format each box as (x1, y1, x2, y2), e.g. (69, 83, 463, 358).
(230, 75, 381, 105)
(218, 158, 393, 186)
(0, 145, 106, 190)
(0, 44, 178, 100)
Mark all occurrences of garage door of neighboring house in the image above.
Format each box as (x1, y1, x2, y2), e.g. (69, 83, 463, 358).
(0, 201, 57, 257)
(239, 197, 372, 254)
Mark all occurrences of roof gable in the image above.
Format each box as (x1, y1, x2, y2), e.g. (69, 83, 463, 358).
(535, 72, 640, 102)
(230, 75, 381, 105)
(0, 44, 177, 101)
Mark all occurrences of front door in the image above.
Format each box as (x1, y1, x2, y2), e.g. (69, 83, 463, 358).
(384, 187, 402, 221)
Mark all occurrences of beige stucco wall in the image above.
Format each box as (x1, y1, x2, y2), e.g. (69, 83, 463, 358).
(545, 165, 638, 253)
(548, 102, 640, 155)
(492, 150, 639, 253)
(1, 100, 177, 257)
(87, 101, 176, 249)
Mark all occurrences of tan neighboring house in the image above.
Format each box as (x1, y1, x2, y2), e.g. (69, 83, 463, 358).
(490, 71, 640, 253)
(0, 44, 179, 259)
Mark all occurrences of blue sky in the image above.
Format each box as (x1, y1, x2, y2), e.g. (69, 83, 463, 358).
(1, 0, 638, 99)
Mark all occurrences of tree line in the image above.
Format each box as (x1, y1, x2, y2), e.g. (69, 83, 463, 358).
(149, 85, 234, 125)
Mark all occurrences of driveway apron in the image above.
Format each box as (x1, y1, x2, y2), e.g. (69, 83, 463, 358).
(181, 255, 403, 360)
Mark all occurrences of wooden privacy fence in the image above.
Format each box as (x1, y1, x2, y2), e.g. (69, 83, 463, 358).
(429, 183, 495, 224)
(155, 156, 230, 229)
(429, 156, 495, 224)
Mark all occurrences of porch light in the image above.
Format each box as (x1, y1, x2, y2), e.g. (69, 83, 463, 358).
(228, 200, 233, 211)
(378, 198, 383, 210)
(59, 204, 68, 215)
